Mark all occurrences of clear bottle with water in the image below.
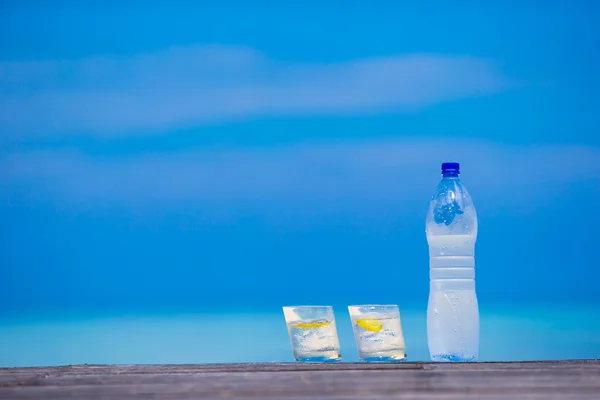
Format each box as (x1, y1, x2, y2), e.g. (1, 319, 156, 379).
(426, 162, 479, 362)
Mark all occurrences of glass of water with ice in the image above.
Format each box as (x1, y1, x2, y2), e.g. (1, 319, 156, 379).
(283, 305, 342, 362)
(348, 304, 407, 362)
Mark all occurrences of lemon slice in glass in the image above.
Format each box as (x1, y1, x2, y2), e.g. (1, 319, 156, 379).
(356, 318, 383, 332)
(295, 320, 331, 329)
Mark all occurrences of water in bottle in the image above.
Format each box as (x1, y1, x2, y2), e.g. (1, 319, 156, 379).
(426, 162, 479, 362)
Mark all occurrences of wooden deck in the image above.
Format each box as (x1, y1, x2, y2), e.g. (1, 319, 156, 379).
(1, 360, 598, 399)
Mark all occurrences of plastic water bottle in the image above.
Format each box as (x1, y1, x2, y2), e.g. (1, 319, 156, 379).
(426, 162, 479, 362)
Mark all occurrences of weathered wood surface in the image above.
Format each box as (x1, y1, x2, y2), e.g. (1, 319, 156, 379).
(1, 360, 599, 399)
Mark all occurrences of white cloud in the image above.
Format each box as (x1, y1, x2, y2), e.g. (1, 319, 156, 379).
(1, 140, 598, 212)
(0, 45, 508, 138)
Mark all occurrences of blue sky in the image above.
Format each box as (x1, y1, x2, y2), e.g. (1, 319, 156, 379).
(1, 1, 599, 315)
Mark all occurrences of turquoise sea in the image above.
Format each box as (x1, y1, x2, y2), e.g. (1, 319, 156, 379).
(1, 303, 598, 367)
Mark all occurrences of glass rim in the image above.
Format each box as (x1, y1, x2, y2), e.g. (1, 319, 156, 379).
(348, 304, 399, 310)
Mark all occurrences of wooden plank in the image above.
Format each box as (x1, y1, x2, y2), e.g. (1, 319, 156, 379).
(0, 360, 598, 399)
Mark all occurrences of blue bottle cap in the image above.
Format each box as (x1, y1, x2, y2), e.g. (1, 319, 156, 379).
(441, 162, 460, 175)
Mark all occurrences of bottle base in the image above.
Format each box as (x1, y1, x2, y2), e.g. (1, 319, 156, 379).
(430, 353, 477, 362)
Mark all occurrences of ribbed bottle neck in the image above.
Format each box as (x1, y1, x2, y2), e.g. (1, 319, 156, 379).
(442, 172, 459, 178)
